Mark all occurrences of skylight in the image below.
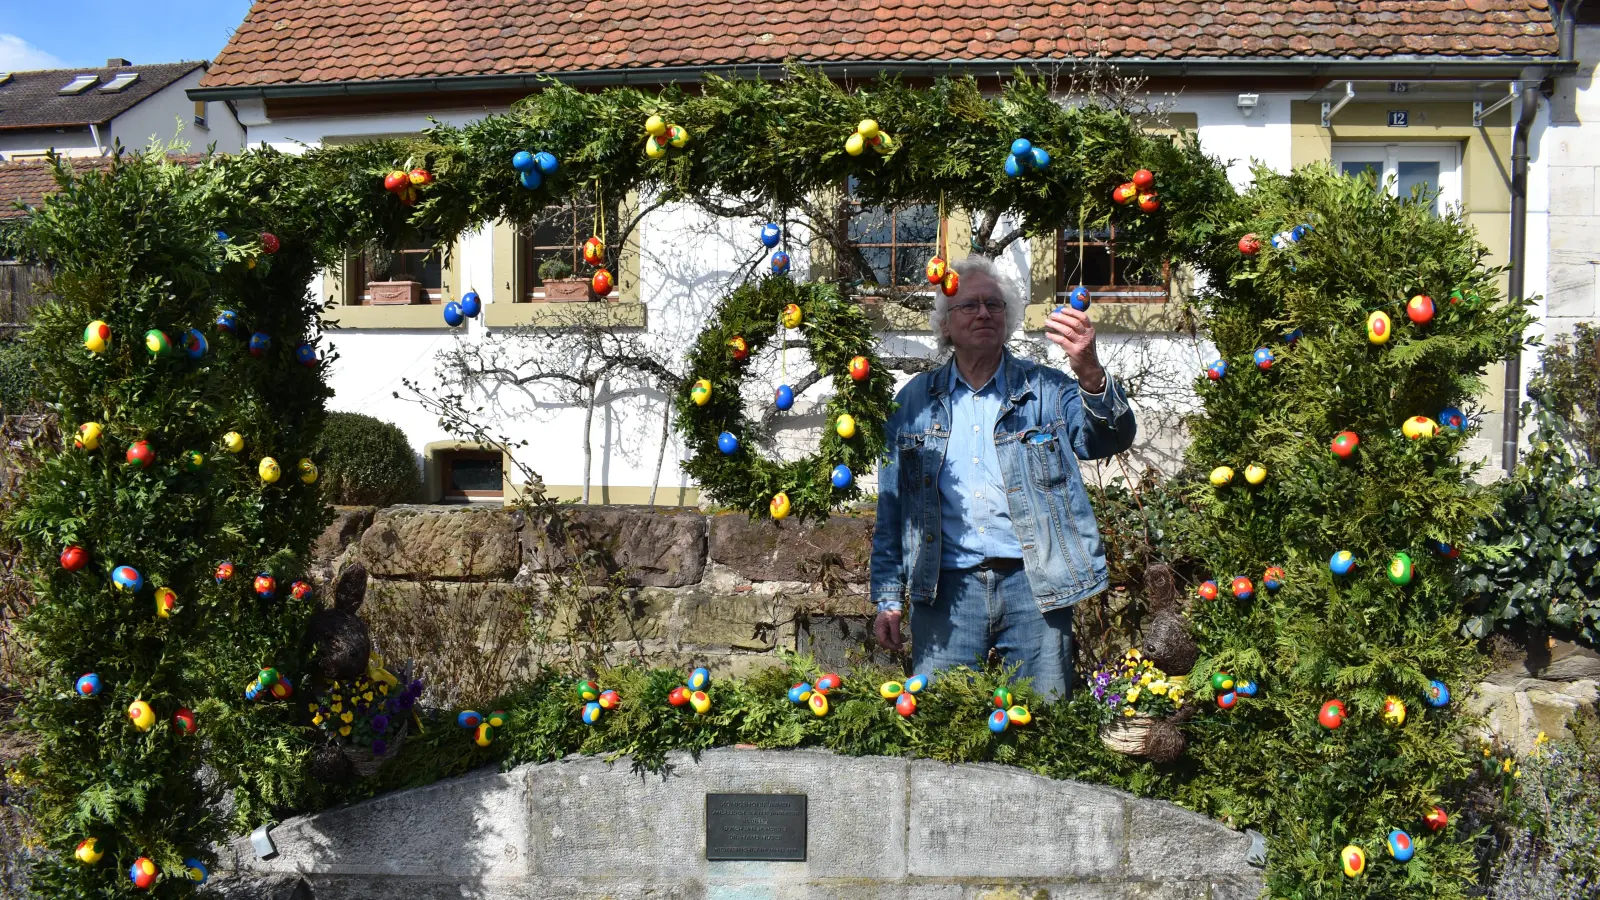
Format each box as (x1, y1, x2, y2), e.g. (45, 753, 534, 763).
(59, 75, 99, 95)
(100, 73, 140, 92)
(0, 74, 12, 87)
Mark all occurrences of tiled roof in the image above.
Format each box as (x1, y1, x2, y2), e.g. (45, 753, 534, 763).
(0, 156, 205, 219)
(200, 0, 1560, 90)
(0, 62, 205, 130)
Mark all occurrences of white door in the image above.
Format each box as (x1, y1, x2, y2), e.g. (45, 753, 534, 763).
(1331, 143, 1462, 215)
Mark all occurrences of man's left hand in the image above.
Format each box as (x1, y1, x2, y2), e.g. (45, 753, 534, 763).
(1045, 307, 1106, 392)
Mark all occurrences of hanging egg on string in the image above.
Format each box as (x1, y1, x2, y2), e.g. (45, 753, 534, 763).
(1382, 695, 1407, 727)
(254, 574, 277, 599)
(942, 271, 960, 296)
(1425, 807, 1449, 832)
(1231, 576, 1254, 600)
(127, 700, 155, 731)
(125, 440, 155, 469)
(667, 125, 690, 149)
(926, 256, 947, 284)
(298, 459, 319, 484)
(1319, 699, 1347, 729)
(182, 859, 210, 884)
(172, 707, 197, 735)
(1137, 193, 1160, 213)
(1235, 679, 1259, 697)
(1243, 463, 1267, 485)
(583, 236, 605, 266)
(1341, 845, 1366, 878)
(774, 385, 795, 411)
(460, 291, 481, 318)
(590, 269, 614, 296)
(717, 432, 740, 455)
(830, 465, 853, 488)
(214, 561, 235, 583)
(1068, 285, 1091, 311)
(222, 431, 245, 454)
(443, 302, 465, 327)
(129, 857, 158, 889)
(782, 304, 803, 328)
(760, 223, 781, 248)
(770, 252, 791, 276)
(691, 379, 712, 407)
(1387, 552, 1414, 585)
(259, 457, 282, 483)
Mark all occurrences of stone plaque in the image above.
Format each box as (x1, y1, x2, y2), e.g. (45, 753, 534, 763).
(704, 793, 807, 861)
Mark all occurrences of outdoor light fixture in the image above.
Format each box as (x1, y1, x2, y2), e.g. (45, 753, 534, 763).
(1237, 94, 1260, 117)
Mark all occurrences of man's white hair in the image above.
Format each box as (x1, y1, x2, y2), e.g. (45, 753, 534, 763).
(928, 254, 1028, 351)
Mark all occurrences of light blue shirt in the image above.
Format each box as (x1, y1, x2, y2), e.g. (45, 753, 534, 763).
(940, 364, 1024, 568)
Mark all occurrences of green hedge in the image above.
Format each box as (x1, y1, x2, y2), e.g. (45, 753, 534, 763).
(0, 338, 42, 414)
(316, 411, 422, 506)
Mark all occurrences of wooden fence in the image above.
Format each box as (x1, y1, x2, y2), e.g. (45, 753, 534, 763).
(0, 264, 48, 334)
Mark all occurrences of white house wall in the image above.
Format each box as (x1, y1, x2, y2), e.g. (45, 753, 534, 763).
(109, 68, 243, 155)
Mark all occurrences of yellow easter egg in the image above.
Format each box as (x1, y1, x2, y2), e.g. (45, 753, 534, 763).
(689, 690, 712, 715)
(1367, 310, 1392, 345)
(857, 119, 881, 140)
(1244, 463, 1267, 485)
(645, 114, 668, 137)
(691, 378, 712, 407)
(872, 133, 896, 155)
(1208, 466, 1235, 487)
(222, 431, 244, 454)
(298, 458, 319, 484)
(845, 132, 865, 156)
(84, 320, 111, 353)
(645, 135, 666, 159)
(769, 491, 791, 520)
(836, 414, 856, 439)
(808, 691, 829, 716)
(781, 303, 803, 328)
(75, 422, 103, 451)
(475, 722, 494, 746)
(667, 124, 690, 148)
(258, 457, 281, 483)
(127, 700, 155, 731)
(1402, 416, 1439, 440)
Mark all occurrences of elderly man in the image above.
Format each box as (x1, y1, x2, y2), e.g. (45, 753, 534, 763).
(869, 255, 1136, 699)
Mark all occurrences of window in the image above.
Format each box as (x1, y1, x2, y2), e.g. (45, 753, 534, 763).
(438, 450, 504, 500)
(193, 100, 208, 128)
(58, 75, 98, 95)
(351, 239, 444, 304)
(100, 73, 139, 92)
(519, 191, 617, 300)
(842, 179, 940, 293)
(1332, 143, 1461, 216)
(1056, 226, 1169, 303)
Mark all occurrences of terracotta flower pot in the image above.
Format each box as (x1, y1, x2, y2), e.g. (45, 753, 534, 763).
(368, 280, 422, 305)
(541, 278, 592, 302)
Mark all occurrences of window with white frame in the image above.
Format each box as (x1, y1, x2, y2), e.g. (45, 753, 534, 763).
(1332, 143, 1462, 216)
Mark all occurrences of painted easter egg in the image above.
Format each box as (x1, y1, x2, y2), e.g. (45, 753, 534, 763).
(879, 681, 905, 701)
(84, 320, 111, 353)
(405, 169, 432, 187)
(1319, 699, 1346, 729)
(668, 686, 690, 707)
(172, 707, 197, 735)
(845, 132, 866, 156)
(1197, 580, 1218, 601)
(760, 223, 781, 248)
(688, 667, 711, 691)
(1386, 829, 1414, 862)
(583, 236, 605, 266)
(384, 169, 409, 190)
(458, 711, 482, 729)
(1031, 147, 1051, 168)
(1331, 430, 1359, 459)
(815, 673, 842, 693)
(288, 342, 317, 369)
(76, 838, 103, 865)
(941, 271, 960, 297)
(926, 256, 947, 284)
(787, 683, 812, 704)
(727, 335, 748, 360)
(1068, 285, 1091, 311)
(590, 268, 614, 296)
(1428, 539, 1460, 559)
(155, 586, 177, 618)
(1243, 463, 1266, 485)
(582, 702, 603, 725)
(475, 723, 494, 746)
(808, 692, 829, 717)
(125, 440, 155, 469)
(1004, 153, 1023, 177)
(577, 680, 600, 701)
(256, 668, 281, 687)
(1238, 233, 1260, 254)
(1341, 845, 1365, 878)
(268, 676, 294, 701)
(769, 492, 791, 520)
(74, 421, 103, 450)
(1006, 705, 1032, 725)
(848, 356, 870, 381)
(254, 574, 276, 599)
(836, 414, 857, 438)
(1402, 416, 1439, 440)
(1210, 672, 1235, 692)
(1231, 576, 1254, 600)
(1235, 680, 1258, 697)
(782, 303, 803, 328)
(443, 302, 465, 327)
(988, 708, 1009, 733)
(645, 115, 668, 137)
(214, 561, 234, 583)
(667, 125, 690, 148)
(717, 432, 740, 454)
(1208, 466, 1234, 487)
(770, 251, 791, 275)
(690, 378, 712, 406)
(1112, 182, 1137, 205)
(144, 329, 172, 358)
(113, 565, 145, 593)
(222, 431, 244, 453)
(129, 856, 158, 889)
(512, 150, 535, 172)
(128, 700, 155, 731)
(183, 859, 209, 884)
(1438, 406, 1466, 432)
(1205, 359, 1226, 380)
(895, 692, 917, 717)
(904, 674, 931, 694)
(60, 545, 89, 571)
(487, 710, 506, 728)
(690, 690, 712, 714)
(831, 465, 853, 488)
(75, 673, 102, 697)
(1382, 695, 1407, 727)
(1283, 328, 1304, 344)
(598, 689, 620, 710)
(1216, 691, 1238, 709)
(181, 450, 204, 473)
(461, 291, 481, 318)
(1263, 566, 1285, 591)
(216, 310, 241, 334)
(1131, 168, 1155, 190)
(1407, 294, 1435, 325)
(298, 458, 319, 484)
(993, 686, 1013, 708)
(1424, 807, 1449, 832)
(259, 457, 281, 483)
(1009, 137, 1033, 157)
(1253, 347, 1274, 371)
(520, 169, 545, 189)
(248, 332, 271, 357)
(1137, 193, 1160, 213)
(1329, 551, 1355, 576)
(1427, 680, 1451, 707)
(1387, 552, 1414, 585)
(1367, 310, 1392, 345)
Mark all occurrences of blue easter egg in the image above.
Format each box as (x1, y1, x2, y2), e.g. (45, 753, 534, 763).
(831, 464, 852, 488)
(461, 291, 482, 318)
(988, 708, 1010, 733)
(1069, 286, 1090, 311)
(787, 682, 812, 704)
(1235, 680, 1258, 697)
(717, 432, 739, 454)
(534, 151, 559, 175)
(1206, 360, 1227, 380)
(1386, 829, 1414, 862)
(1031, 146, 1051, 169)
(688, 667, 711, 691)
(1329, 551, 1355, 576)
(294, 342, 316, 366)
(1439, 406, 1466, 432)
(457, 710, 482, 729)
(1291, 224, 1308, 242)
(216, 310, 240, 334)
(1253, 347, 1275, 370)
(770, 251, 790, 275)
(112, 565, 144, 592)
(216, 230, 230, 242)
(76, 673, 102, 696)
(582, 701, 603, 725)
(1283, 328, 1303, 344)
(183, 858, 209, 884)
(244, 682, 260, 701)
(1003, 154, 1022, 178)
(760, 223, 781, 248)
(1270, 232, 1291, 250)
(775, 385, 795, 411)
(904, 673, 931, 694)
(512, 151, 535, 172)
(184, 328, 209, 360)
(1427, 680, 1451, 707)
(248, 332, 271, 358)
(1009, 138, 1033, 157)
(443, 301, 465, 327)
(519, 170, 543, 190)
(1427, 539, 1460, 559)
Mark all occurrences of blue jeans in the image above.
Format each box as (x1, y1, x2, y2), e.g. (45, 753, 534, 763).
(910, 565, 1075, 700)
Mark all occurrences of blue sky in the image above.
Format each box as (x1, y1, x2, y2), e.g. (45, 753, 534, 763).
(0, 0, 254, 71)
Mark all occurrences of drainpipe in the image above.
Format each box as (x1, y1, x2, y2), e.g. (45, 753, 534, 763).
(88, 122, 106, 156)
(1503, 78, 1541, 473)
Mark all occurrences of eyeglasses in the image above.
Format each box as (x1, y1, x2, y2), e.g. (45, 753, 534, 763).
(949, 298, 1007, 317)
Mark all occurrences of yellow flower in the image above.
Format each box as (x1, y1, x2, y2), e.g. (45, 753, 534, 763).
(341, 711, 354, 724)
(1535, 731, 1549, 745)
(379, 684, 390, 695)
(1127, 688, 1141, 702)
(1123, 707, 1136, 717)
(1514, 768, 1522, 778)
(1143, 660, 1154, 668)
(1150, 682, 1168, 696)
(1139, 673, 1153, 685)
(1502, 757, 1513, 773)
(1483, 746, 1492, 757)
(362, 691, 374, 701)
(331, 702, 342, 713)
(307, 703, 318, 712)
(311, 714, 323, 725)
(339, 725, 351, 737)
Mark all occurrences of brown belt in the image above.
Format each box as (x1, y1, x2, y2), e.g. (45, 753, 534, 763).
(974, 557, 1024, 572)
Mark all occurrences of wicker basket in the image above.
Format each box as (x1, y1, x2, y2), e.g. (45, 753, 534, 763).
(1100, 715, 1157, 756)
(338, 720, 408, 779)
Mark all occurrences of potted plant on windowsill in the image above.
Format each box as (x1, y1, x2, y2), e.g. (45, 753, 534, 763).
(537, 257, 590, 302)
(364, 246, 422, 305)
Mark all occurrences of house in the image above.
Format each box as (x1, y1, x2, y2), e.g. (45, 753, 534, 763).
(185, 0, 1586, 505)
(0, 59, 243, 161)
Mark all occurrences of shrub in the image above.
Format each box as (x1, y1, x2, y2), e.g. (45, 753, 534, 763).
(1527, 323, 1600, 464)
(0, 338, 42, 414)
(1482, 714, 1600, 898)
(317, 411, 422, 506)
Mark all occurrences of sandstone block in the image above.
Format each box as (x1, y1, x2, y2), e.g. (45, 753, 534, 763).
(358, 506, 522, 579)
(708, 513, 874, 583)
(312, 506, 376, 566)
(527, 505, 707, 588)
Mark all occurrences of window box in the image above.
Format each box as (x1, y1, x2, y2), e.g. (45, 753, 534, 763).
(541, 278, 592, 303)
(368, 280, 423, 305)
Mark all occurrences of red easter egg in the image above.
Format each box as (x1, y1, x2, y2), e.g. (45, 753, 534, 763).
(1132, 169, 1155, 190)
(1424, 806, 1449, 832)
(1112, 182, 1137, 205)
(941, 271, 960, 297)
(591, 268, 614, 296)
(1238, 233, 1260, 255)
(728, 336, 748, 360)
(1197, 580, 1218, 601)
(1231, 576, 1253, 599)
(384, 171, 408, 192)
(668, 685, 690, 707)
(895, 692, 917, 717)
(290, 581, 312, 600)
(1319, 699, 1346, 729)
(1215, 691, 1237, 709)
(848, 356, 870, 381)
(260, 232, 280, 254)
(1406, 294, 1435, 325)
(815, 673, 841, 693)
(1137, 193, 1160, 213)
(409, 168, 433, 186)
(172, 707, 197, 734)
(1330, 431, 1359, 459)
(583, 236, 605, 266)
(125, 440, 155, 469)
(60, 545, 89, 571)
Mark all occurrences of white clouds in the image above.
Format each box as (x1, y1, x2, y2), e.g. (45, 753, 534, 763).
(0, 34, 66, 72)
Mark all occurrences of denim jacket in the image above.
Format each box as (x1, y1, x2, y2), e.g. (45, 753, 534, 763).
(870, 349, 1136, 614)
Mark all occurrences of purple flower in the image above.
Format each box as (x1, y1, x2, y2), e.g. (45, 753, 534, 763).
(371, 738, 387, 756)
(371, 714, 390, 733)
(1109, 694, 1122, 705)
(1092, 685, 1105, 700)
